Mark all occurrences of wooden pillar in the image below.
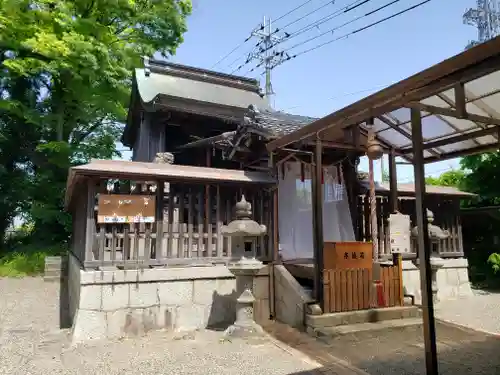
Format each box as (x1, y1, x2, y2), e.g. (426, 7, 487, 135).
(388, 148, 398, 213)
(84, 178, 97, 267)
(411, 107, 439, 375)
(205, 148, 211, 255)
(155, 180, 165, 260)
(366, 118, 379, 261)
(311, 138, 324, 309)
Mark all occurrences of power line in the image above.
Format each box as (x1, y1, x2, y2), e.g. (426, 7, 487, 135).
(248, 0, 403, 73)
(274, 0, 432, 68)
(273, 0, 316, 23)
(260, 0, 372, 55)
(210, 24, 263, 69)
(210, 36, 252, 69)
(279, 0, 338, 31)
(284, 0, 402, 56)
(234, 0, 374, 75)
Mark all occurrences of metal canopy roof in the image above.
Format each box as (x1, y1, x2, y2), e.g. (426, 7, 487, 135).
(266, 36, 500, 163)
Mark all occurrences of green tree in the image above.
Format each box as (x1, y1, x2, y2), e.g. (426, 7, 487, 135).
(460, 152, 500, 205)
(425, 169, 466, 188)
(0, 0, 191, 244)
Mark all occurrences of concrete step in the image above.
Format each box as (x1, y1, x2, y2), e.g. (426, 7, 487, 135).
(44, 256, 67, 282)
(306, 306, 421, 329)
(315, 317, 423, 338)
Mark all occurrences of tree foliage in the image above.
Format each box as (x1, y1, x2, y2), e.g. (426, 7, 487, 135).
(460, 152, 500, 206)
(0, 0, 191, 245)
(425, 169, 466, 189)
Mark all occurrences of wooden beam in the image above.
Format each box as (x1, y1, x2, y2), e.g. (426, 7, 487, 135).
(424, 142, 499, 164)
(410, 107, 439, 374)
(454, 82, 467, 118)
(400, 126, 499, 154)
(377, 115, 439, 158)
(388, 149, 398, 213)
(406, 101, 500, 127)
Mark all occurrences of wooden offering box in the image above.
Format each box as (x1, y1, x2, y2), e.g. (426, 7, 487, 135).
(323, 242, 372, 271)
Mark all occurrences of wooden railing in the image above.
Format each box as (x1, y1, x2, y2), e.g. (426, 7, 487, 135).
(71, 179, 274, 269)
(355, 195, 464, 259)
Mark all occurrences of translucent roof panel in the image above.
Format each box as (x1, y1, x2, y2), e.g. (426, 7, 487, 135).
(266, 38, 500, 162)
(360, 69, 500, 161)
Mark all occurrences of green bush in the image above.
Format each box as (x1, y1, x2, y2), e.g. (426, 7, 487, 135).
(0, 242, 67, 277)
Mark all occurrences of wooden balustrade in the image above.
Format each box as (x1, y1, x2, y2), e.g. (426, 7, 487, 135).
(355, 195, 464, 259)
(71, 179, 273, 269)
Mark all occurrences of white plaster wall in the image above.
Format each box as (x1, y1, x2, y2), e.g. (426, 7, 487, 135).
(402, 258, 473, 305)
(68, 260, 270, 345)
(274, 265, 314, 329)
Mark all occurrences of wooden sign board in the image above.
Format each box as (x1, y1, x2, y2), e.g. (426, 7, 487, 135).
(97, 194, 156, 224)
(323, 242, 373, 270)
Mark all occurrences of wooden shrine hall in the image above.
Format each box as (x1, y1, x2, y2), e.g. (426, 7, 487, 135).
(64, 36, 500, 375)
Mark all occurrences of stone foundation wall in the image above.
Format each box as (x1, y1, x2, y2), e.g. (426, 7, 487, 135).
(67, 254, 270, 344)
(274, 265, 314, 329)
(402, 258, 473, 304)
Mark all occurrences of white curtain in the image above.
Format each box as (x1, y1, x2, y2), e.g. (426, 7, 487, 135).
(278, 162, 355, 261)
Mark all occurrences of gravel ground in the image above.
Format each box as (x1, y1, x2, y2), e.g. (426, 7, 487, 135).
(0, 277, 323, 375)
(435, 291, 500, 335)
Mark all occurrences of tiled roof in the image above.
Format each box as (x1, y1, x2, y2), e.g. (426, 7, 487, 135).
(243, 105, 317, 138)
(358, 180, 476, 197)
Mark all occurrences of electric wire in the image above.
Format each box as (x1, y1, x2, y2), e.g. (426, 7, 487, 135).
(261, 0, 373, 53)
(279, 0, 338, 31)
(284, 0, 402, 54)
(273, 0, 316, 23)
(240, 0, 374, 73)
(210, 34, 254, 69)
(245, 0, 401, 74)
(275, 0, 432, 68)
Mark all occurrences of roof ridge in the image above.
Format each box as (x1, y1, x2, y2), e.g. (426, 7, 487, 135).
(144, 58, 262, 94)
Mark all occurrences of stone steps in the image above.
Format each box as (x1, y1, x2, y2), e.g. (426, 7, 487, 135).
(306, 306, 422, 340)
(44, 256, 67, 282)
(315, 317, 422, 337)
(306, 306, 421, 328)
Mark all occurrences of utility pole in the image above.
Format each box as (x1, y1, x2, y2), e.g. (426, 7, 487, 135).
(246, 17, 290, 103)
(464, 1, 500, 48)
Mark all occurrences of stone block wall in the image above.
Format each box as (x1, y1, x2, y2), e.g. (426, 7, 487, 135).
(274, 265, 314, 329)
(402, 258, 473, 304)
(67, 254, 270, 344)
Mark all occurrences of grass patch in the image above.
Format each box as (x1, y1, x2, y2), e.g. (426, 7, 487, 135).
(0, 243, 67, 277)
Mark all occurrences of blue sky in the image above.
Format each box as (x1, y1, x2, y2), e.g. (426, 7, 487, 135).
(120, 0, 479, 182)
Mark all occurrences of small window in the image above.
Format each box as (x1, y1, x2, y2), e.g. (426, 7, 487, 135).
(244, 241, 253, 253)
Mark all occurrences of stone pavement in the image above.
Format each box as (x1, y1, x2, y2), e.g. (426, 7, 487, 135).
(265, 318, 500, 375)
(435, 291, 500, 335)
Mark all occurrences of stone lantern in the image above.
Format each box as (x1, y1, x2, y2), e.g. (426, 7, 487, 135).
(411, 209, 449, 303)
(220, 195, 267, 338)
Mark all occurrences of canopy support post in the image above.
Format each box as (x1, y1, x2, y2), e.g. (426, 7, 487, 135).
(411, 107, 439, 375)
(311, 137, 324, 310)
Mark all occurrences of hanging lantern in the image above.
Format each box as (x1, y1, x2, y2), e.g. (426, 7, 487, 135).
(366, 122, 383, 160)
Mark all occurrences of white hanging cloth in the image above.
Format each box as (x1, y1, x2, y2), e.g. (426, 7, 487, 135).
(278, 161, 355, 261)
